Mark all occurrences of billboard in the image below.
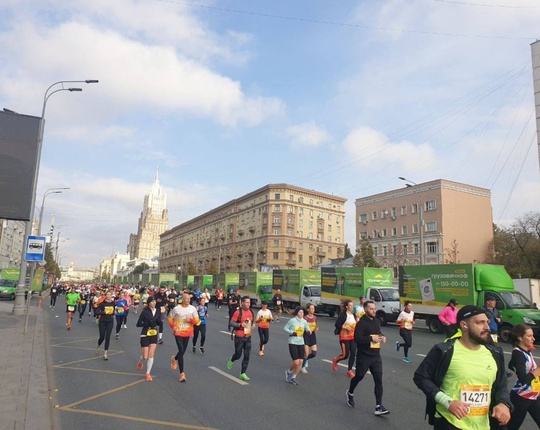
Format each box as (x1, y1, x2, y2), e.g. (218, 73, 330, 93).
(0, 111, 41, 220)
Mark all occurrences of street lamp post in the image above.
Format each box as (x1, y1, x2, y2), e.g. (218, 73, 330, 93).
(13, 79, 98, 315)
(38, 188, 70, 235)
(398, 177, 425, 265)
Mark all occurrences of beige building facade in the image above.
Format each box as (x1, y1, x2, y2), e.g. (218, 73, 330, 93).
(355, 179, 493, 274)
(160, 184, 347, 274)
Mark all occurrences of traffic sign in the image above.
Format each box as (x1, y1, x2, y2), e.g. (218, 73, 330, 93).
(25, 235, 46, 262)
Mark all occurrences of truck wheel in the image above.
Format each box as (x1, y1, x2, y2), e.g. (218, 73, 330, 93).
(499, 325, 512, 343)
(328, 308, 336, 318)
(376, 312, 388, 326)
(10, 293, 15, 301)
(427, 317, 442, 334)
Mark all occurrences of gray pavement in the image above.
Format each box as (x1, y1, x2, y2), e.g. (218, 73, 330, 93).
(0, 295, 53, 430)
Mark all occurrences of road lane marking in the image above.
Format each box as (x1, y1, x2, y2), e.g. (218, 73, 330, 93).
(209, 366, 249, 385)
(61, 379, 146, 408)
(54, 351, 124, 367)
(57, 407, 219, 429)
(321, 359, 370, 374)
(51, 337, 96, 346)
(57, 366, 141, 376)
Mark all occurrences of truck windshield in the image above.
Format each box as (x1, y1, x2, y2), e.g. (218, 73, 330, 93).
(0, 279, 16, 287)
(307, 286, 321, 297)
(499, 291, 535, 309)
(378, 288, 400, 301)
(259, 286, 272, 294)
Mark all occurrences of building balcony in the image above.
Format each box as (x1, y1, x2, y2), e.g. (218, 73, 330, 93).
(286, 247, 296, 253)
(285, 259, 296, 266)
(317, 250, 326, 257)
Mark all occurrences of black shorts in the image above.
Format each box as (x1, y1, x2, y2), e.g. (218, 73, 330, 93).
(140, 335, 158, 347)
(288, 344, 305, 361)
(304, 332, 317, 347)
(66, 305, 76, 313)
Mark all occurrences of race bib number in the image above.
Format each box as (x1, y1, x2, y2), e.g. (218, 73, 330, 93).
(146, 329, 158, 336)
(404, 321, 413, 330)
(490, 334, 498, 343)
(244, 326, 252, 335)
(460, 385, 490, 416)
(531, 377, 540, 393)
(161, 306, 167, 314)
(370, 334, 381, 349)
(294, 326, 305, 337)
(80, 300, 86, 305)
(115, 306, 125, 315)
(104, 306, 114, 315)
(276, 300, 281, 305)
(67, 305, 75, 312)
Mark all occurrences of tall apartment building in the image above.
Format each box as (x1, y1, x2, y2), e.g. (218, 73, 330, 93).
(128, 170, 168, 260)
(355, 179, 493, 274)
(160, 184, 347, 275)
(0, 219, 26, 268)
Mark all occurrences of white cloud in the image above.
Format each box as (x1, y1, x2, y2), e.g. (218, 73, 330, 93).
(286, 121, 331, 148)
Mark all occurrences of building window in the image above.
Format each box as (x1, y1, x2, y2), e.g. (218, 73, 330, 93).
(372, 229, 378, 238)
(374, 247, 378, 256)
(403, 244, 408, 255)
(360, 232, 367, 239)
(309, 244, 314, 251)
(381, 228, 387, 237)
(299, 220, 304, 228)
(299, 208, 303, 216)
(337, 226, 341, 234)
(426, 221, 437, 232)
(393, 245, 398, 255)
(328, 246, 332, 253)
(309, 210, 313, 217)
(383, 246, 388, 256)
(298, 197, 304, 204)
(412, 224, 419, 234)
(402, 225, 408, 235)
(274, 204, 281, 212)
(391, 207, 397, 218)
(273, 216, 280, 224)
(411, 203, 418, 214)
(328, 235, 332, 242)
(359, 213, 368, 223)
(309, 199, 314, 205)
(317, 233, 323, 241)
(381, 210, 388, 219)
(425, 200, 436, 211)
(299, 255, 303, 262)
(288, 218, 294, 226)
(372, 211, 378, 221)
(328, 214, 332, 221)
(275, 193, 281, 200)
(391, 227, 397, 236)
(427, 241, 437, 253)
(288, 206, 294, 213)
(308, 233, 313, 240)
(273, 240, 279, 247)
(401, 205, 407, 215)
(299, 243, 304, 250)
(287, 229, 293, 236)
(273, 229, 280, 235)
(413, 243, 419, 254)
(298, 231, 303, 238)
(328, 225, 332, 232)
(289, 194, 294, 201)
(273, 252, 279, 259)
(309, 221, 313, 229)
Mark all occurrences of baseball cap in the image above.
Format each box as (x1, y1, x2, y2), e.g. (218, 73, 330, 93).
(147, 296, 156, 305)
(359, 296, 366, 300)
(457, 305, 487, 323)
(449, 299, 458, 305)
(293, 306, 303, 316)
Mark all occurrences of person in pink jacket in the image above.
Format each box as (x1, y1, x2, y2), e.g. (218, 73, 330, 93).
(438, 299, 458, 338)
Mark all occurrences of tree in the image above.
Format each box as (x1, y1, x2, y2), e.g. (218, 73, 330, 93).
(207, 262, 217, 275)
(343, 243, 353, 259)
(44, 244, 61, 280)
(353, 238, 380, 268)
(444, 239, 460, 264)
(133, 262, 149, 275)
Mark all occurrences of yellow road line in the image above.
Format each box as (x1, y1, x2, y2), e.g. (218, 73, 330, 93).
(61, 379, 146, 408)
(54, 351, 123, 367)
(51, 337, 96, 346)
(57, 407, 219, 429)
(52, 346, 100, 351)
(56, 366, 141, 376)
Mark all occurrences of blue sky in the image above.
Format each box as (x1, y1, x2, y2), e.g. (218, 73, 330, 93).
(1, 0, 539, 268)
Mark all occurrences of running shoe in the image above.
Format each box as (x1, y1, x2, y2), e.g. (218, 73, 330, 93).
(67, 325, 71, 331)
(137, 360, 143, 371)
(192, 346, 196, 353)
(96, 346, 101, 355)
(300, 367, 308, 374)
(179, 372, 186, 382)
(331, 357, 338, 372)
(259, 351, 264, 356)
(227, 359, 234, 370)
(103, 353, 108, 361)
(145, 373, 153, 382)
(290, 378, 299, 385)
(346, 391, 355, 408)
(78, 319, 82, 323)
(200, 347, 204, 354)
(115, 333, 119, 339)
(170, 355, 178, 370)
(346, 370, 355, 378)
(403, 357, 411, 363)
(285, 370, 293, 383)
(239, 373, 250, 381)
(375, 405, 390, 416)
(396, 341, 400, 352)
(158, 339, 164, 345)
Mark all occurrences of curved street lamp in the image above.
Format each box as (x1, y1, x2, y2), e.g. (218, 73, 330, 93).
(38, 187, 70, 236)
(13, 79, 98, 316)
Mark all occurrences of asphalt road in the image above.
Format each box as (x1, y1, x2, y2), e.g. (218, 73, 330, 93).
(45, 301, 538, 430)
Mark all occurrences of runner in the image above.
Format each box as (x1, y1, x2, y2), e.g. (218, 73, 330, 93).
(136, 296, 162, 381)
(132, 289, 141, 314)
(332, 299, 357, 378)
(301, 303, 318, 373)
(284, 306, 311, 385)
(396, 300, 415, 363)
(96, 291, 115, 360)
(65, 288, 80, 330)
(49, 283, 59, 309)
(167, 288, 177, 316)
(227, 288, 239, 332)
(215, 286, 224, 310)
(169, 292, 201, 382)
(256, 301, 274, 356)
(272, 288, 283, 322)
(121, 289, 131, 329)
(154, 286, 168, 344)
(77, 287, 89, 323)
(201, 287, 211, 304)
(192, 297, 208, 353)
(92, 290, 105, 323)
(354, 295, 366, 320)
(114, 291, 129, 340)
(227, 296, 254, 381)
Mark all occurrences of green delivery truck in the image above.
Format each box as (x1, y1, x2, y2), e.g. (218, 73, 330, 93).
(272, 269, 321, 311)
(238, 271, 273, 306)
(214, 273, 240, 294)
(321, 267, 400, 323)
(399, 263, 540, 341)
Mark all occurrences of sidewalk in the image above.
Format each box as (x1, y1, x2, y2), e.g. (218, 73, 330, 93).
(0, 295, 53, 430)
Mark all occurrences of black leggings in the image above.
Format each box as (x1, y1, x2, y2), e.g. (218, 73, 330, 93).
(98, 320, 114, 351)
(78, 303, 87, 320)
(258, 327, 269, 349)
(349, 354, 383, 404)
(115, 315, 124, 334)
(336, 339, 357, 371)
(174, 336, 190, 373)
(399, 329, 413, 357)
(508, 390, 540, 430)
(50, 294, 57, 307)
(193, 325, 206, 347)
(231, 336, 251, 373)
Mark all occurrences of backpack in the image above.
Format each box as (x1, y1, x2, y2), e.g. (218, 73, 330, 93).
(236, 307, 254, 325)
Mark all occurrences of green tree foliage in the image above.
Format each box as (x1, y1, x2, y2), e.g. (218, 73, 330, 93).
(207, 261, 217, 275)
(444, 239, 460, 264)
(44, 244, 61, 279)
(488, 213, 540, 278)
(133, 262, 149, 275)
(344, 243, 353, 259)
(353, 238, 380, 268)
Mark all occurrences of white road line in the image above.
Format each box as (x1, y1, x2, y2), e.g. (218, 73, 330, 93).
(209, 366, 249, 385)
(321, 359, 370, 374)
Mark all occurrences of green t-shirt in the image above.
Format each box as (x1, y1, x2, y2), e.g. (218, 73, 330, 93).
(438, 340, 497, 430)
(66, 292, 80, 307)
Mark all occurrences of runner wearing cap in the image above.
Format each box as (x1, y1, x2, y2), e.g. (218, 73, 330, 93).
(438, 299, 459, 338)
(414, 305, 513, 429)
(256, 301, 273, 356)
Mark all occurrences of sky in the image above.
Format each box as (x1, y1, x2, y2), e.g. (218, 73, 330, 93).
(1, 0, 539, 269)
